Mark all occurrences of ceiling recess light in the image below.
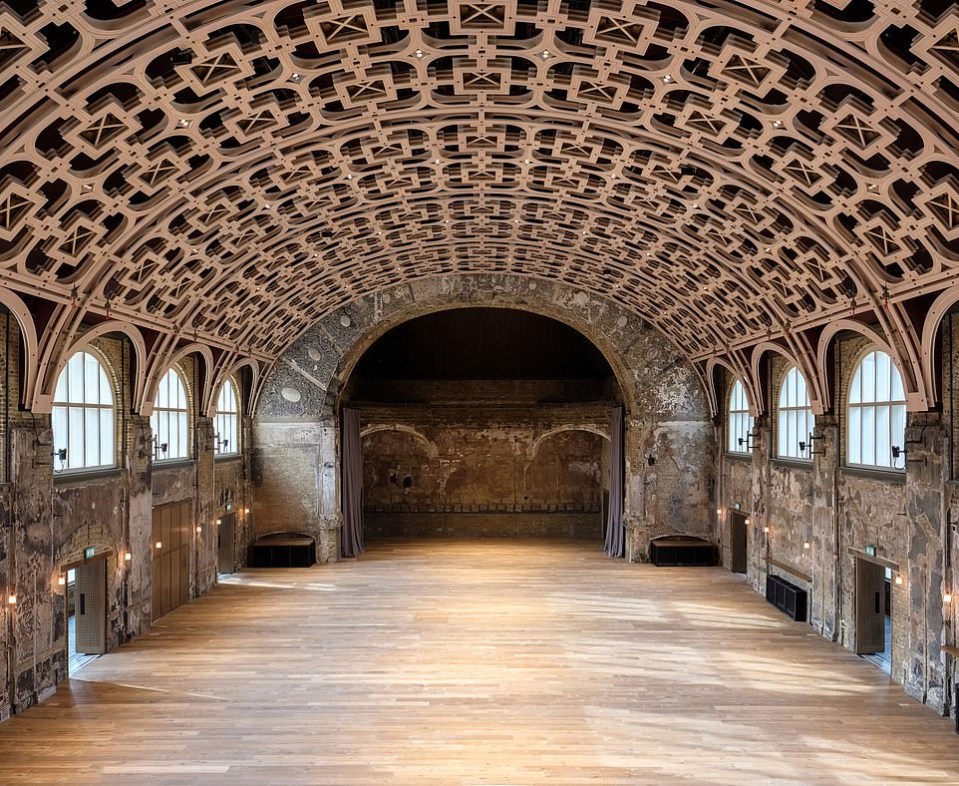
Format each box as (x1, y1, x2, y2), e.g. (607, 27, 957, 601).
(290, 72, 301, 82)
(541, 51, 551, 59)
(178, 118, 191, 128)
(414, 49, 424, 58)
(773, 120, 783, 128)
(662, 74, 672, 83)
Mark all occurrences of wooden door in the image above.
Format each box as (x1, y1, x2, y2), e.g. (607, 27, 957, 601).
(856, 559, 886, 654)
(152, 501, 192, 621)
(218, 512, 235, 574)
(730, 512, 748, 574)
(75, 560, 106, 655)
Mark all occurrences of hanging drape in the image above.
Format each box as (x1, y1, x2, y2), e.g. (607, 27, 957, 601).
(603, 405, 625, 559)
(341, 407, 365, 558)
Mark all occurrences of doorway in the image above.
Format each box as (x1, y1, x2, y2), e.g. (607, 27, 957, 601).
(856, 558, 891, 674)
(64, 557, 107, 675)
(152, 501, 192, 621)
(730, 511, 748, 574)
(218, 512, 236, 575)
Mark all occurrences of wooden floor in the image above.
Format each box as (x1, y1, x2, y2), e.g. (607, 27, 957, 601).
(2, 539, 959, 785)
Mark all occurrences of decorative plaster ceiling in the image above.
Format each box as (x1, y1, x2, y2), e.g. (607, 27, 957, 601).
(1, 0, 959, 376)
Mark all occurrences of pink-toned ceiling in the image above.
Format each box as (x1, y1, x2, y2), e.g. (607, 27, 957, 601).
(2, 0, 959, 405)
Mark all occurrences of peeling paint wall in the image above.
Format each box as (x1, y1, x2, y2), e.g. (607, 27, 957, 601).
(716, 333, 954, 718)
(360, 403, 609, 539)
(0, 317, 252, 723)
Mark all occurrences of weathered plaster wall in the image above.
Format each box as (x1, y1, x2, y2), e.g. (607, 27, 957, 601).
(360, 401, 608, 539)
(0, 317, 253, 723)
(254, 274, 714, 563)
(717, 334, 953, 718)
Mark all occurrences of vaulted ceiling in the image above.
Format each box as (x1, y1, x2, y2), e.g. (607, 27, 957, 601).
(2, 0, 959, 378)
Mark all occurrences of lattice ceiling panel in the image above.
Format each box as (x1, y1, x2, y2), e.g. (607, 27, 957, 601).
(1, 0, 959, 360)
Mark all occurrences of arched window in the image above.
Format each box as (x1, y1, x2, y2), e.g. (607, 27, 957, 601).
(728, 379, 754, 454)
(848, 349, 906, 470)
(52, 351, 115, 471)
(151, 367, 190, 461)
(214, 379, 239, 456)
(777, 366, 815, 460)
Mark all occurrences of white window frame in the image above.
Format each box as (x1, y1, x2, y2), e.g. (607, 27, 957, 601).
(151, 366, 190, 462)
(52, 350, 116, 472)
(847, 348, 906, 471)
(728, 379, 754, 455)
(777, 366, 815, 461)
(214, 378, 239, 457)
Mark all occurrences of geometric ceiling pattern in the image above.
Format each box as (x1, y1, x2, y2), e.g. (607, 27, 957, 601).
(2, 0, 959, 368)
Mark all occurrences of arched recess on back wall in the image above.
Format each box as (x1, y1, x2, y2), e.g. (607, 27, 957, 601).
(32, 320, 148, 415)
(359, 424, 439, 459)
(0, 286, 39, 407)
(817, 319, 928, 412)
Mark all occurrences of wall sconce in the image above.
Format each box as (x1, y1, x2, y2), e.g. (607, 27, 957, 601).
(57, 575, 66, 587)
(744, 517, 751, 526)
(151, 436, 168, 461)
(124, 551, 132, 562)
(216, 518, 222, 526)
(763, 526, 770, 534)
(51, 447, 67, 473)
(7, 594, 16, 605)
(945, 592, 953, 604)
(645, 454, 656, 466)
(215, 433, 230, 453)
(244, 508, 250, 515)
(892, 445, 925, 467)
(738, 430, 757, 452)
(894, 574, 903, 586)
(155, 541, 163, 550)
(196, 526, 202, 534)
(798, 432, 825, 457)
(803, 541, 810, 550)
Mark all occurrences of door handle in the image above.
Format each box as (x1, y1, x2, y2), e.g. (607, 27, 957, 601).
(875, 592, 881, 614)
(79, 593, 85, 615)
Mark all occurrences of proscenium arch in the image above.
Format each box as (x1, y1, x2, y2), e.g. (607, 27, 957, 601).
(331, 300, 635, 417)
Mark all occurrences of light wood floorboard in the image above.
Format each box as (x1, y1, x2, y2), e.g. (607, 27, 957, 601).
(2, 539, 958, 785)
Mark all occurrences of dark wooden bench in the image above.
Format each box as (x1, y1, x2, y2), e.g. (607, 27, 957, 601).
(250, 533, 316, 568)
(649, 535, 716, 567)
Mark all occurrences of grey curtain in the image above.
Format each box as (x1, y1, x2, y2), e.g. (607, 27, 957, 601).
(603, 405, 625, 559)
(341, 407, 365, 558)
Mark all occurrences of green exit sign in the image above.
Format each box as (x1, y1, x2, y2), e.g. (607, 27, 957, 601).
(865, 545, 876, 557)
(84, 547, 95, 559)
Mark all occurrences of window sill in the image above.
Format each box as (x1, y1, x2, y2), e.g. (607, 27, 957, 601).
(153, 458, 195, 471)
(54, 467, 122, 486)
(771, 458, 813, 472)
(841, 465, 906, 484)
(724, 452, 753, 463)
(214, 454, 242, 465)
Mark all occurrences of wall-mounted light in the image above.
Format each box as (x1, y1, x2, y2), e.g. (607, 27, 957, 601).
(895, 575, 903, 586)
(216, 518, 222, 526)
(744, 518, 751, 526)
(7, 594, 16, 605)
(763, 526, 770, 534)
(798, 432, 825, 457)
(57, 575, 66, 587)
(155, 541, 163, 550)
(945, 593, 953, 604)
(52, 447, 67, 473)
(244, 508, 250, 515)
(645, 454, 656, 466)
(196, 526, 202, 534)
(124, 551, 132, 562)
(803, 541, 810, 550)
(738, 430, 758, 452)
